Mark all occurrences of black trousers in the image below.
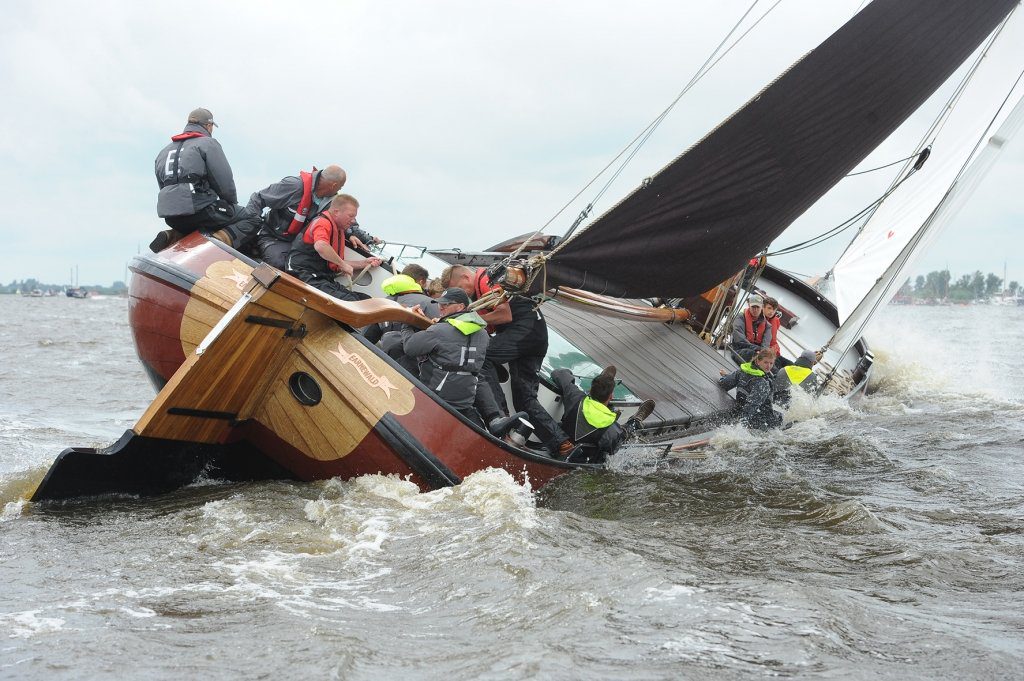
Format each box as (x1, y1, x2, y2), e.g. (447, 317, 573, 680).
(479, 353, 562, 447)
(295, 273, 371, 303)
(165, 200, 247, 234)
(255, 233, 292, 270)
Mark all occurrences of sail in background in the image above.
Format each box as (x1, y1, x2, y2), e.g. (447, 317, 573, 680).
(538, 0, 1019, 299)
(827, 9, 1024, 354)
(829, 95, 1024, 354)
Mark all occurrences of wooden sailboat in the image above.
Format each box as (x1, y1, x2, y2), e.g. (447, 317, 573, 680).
(31, 0, 1020, 501)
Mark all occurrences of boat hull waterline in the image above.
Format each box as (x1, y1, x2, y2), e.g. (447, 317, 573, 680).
(32, 235, 595, 501)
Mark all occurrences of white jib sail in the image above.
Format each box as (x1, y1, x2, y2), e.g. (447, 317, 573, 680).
(828, 11, 1024, 355)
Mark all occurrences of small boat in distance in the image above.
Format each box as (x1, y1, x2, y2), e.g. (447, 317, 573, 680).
(66, 265, 89, 298)
(29, 0, 1021, 502)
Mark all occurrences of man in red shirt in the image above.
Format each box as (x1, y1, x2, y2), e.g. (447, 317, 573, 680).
(286, 194, 381, 302)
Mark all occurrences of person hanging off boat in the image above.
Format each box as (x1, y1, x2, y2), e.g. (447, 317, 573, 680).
(773, 349, 820, 407)
(228, 165, 348, 267)
(544, 365, 656, 463)
(730, 294, 772, 363)
(372, 265, 440, 368)
(151, 108, 248, 252)
(401, 287, 521, 436)
(285, 194, 381, 302)
(718, 348, 783, 430)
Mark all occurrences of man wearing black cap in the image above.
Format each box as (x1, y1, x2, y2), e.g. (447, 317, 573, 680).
(151, 107, 246, 252)
(401, 287, 496, 424)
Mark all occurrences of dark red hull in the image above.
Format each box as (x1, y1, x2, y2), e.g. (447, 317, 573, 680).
(60, 234, 588, 501)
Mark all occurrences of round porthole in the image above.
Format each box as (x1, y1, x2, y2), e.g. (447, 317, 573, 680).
(288, 372, 322, 406)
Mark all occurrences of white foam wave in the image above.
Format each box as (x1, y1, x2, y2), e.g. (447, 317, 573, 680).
(644, 584, 701, 602)
(1, 610, 65, 638)
(2, 498, 27, 520)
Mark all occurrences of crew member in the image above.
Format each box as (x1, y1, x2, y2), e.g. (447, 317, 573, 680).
(400, 288, 492, 424)
(152, 107, 245, 252)
(718, 348, 783, 430)
(731, 294, 772, 362)
(286, 194, 381, 301)
(762, 296, 789, 368)
(546, 365, 656, 463)
(774, 350, 820, 406)
(238, 165, 348, 267)
(376, 269, 441, 369)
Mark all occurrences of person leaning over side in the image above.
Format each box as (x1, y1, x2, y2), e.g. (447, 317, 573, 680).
(774, 349, 820, 407)
(400, 288, 492, 425)
(718, 348, 783, 430)
(233, 165, 348, 268)
(152, 108, 246, 252)
(286, 194, 381, 302)
(546, 365, 656, 463)
(730, 294, 772, 363)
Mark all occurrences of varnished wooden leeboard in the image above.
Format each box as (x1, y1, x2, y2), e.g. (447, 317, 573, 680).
(543, 299, 736, 428)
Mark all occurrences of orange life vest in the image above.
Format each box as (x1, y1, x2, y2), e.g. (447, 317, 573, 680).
(283, 169, 316, 237)
(743, 309, 768, 344)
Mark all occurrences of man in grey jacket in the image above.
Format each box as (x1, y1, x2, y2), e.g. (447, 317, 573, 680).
(730, 294, 773, 363)
(151, 108, 244, 252)
(238, 165, 348, 268)
(401, 287, 491, 423)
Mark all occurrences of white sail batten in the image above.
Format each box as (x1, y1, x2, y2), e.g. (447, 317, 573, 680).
(828, 12, 1024, 354)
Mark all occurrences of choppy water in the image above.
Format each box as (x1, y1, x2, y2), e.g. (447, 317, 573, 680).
(1, 296, 1022, 680)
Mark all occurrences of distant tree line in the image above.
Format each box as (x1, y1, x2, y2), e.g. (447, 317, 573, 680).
(0, 279, 128, 295)
(896, 269, 1018, 302)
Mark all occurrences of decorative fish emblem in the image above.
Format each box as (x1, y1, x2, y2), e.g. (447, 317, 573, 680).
(330, 343, 397, 398)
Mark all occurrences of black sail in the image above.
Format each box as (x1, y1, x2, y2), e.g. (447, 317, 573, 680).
(540, 0, 1019, 298)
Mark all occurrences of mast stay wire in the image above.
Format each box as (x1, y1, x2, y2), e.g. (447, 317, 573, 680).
(555, 0, 785, 247)
(818, 62, 1024, 391)
(767, 13, 1013, 263)
(823, 16, 1011, 269)
(501, 0, 780, 267)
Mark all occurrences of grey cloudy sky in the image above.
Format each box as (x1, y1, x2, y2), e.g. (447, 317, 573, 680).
(1, 0, 1021, 287)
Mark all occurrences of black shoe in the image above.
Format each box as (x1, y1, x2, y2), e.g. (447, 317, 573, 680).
(625, 399, 656, 433)
(149, 229, 172, 253)
(488, 412, 529, 438)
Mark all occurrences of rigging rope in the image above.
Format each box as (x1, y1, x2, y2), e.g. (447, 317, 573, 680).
(844, 151, 922, 176)
(502, 0, 778, 268)
(765, 164, 922, 257)
(819, 62, 1024, 390)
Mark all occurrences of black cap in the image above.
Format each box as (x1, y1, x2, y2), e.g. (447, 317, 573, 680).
(437, 287, 471, 306)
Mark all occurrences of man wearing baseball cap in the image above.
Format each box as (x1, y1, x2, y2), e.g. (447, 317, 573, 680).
(730, 293, 773, 363)
(402, 287, 522, 433)
(151, 107, 246, 252)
